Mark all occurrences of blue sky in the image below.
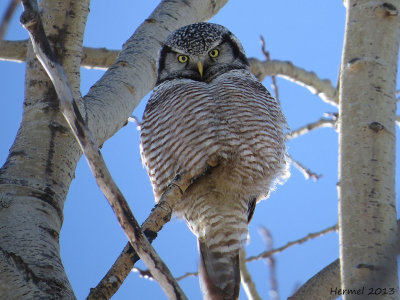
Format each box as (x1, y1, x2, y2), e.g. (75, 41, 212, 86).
(1, 1, 398, 299)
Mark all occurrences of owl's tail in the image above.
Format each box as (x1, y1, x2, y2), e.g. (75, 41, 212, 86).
(198, 239, 241, 300)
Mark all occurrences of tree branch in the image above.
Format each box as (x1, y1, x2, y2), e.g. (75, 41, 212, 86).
(87, 173, 191, 300)
(260, 35, 280, 101)
(0, 41, 341, 111)
(239, 248, 262, 300)
(287, 154, 323, 181)
(286, 117, 336, 140)
(249, 58, 339, 107)
(0, 40, 340, 110)
(246, 224, 338, 263)
(20, 1, 186, 299)
(259, 227, 279, 300)
(0, 40, 121, 68)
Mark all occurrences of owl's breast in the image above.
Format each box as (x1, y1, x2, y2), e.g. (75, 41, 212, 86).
(140, 72, 286, 201)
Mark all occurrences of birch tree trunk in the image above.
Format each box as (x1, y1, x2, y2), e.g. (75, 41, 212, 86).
(338, 1, 400, 298)
(0, 0, 89, 298)
(0, 0, 227, 298)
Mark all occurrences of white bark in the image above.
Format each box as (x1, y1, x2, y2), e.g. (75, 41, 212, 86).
(0, 0, 228, 298)
(0, 0, 89, 298)
(338, 1, 400, 298)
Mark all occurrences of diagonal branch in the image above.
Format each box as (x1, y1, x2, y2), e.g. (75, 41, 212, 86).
(19, 1, 186, 299)
(87, 173, 191, 300)
(287, 154, 322, 181)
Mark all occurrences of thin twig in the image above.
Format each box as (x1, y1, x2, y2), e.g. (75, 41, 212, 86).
(259, 227, 279, 300)
(246, 224, 338, 263)
(286, 117, 336, 140)
(260, 35, 279, 101)
(20, 1, 187, 299)
(176, 271, 198, 282)
(0, 0, 20, 41)
(239, 248, 262, 300)
(287, 154, 322, 181)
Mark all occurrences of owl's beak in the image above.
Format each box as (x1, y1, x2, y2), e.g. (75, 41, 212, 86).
(197, 61, 203, 78)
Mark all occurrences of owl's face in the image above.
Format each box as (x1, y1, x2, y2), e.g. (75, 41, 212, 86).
(156, 23, 249, 84)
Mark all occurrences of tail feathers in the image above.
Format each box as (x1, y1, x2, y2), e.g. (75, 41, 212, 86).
(198, 241, 240, 300)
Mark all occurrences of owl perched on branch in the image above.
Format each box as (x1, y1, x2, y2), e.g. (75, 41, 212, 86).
(140, 22, 288, 300)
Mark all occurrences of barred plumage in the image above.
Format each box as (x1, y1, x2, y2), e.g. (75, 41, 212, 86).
(140, 23, 288, 300)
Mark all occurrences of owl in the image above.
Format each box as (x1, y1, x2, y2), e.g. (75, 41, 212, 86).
(140, 23, 288, 300)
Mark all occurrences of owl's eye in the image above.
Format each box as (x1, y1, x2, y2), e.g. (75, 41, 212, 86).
(177, 55, 189, 63)
(208, 49, 219, 58)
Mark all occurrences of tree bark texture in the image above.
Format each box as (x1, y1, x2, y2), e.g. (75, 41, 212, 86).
(338, 1, 400, 299)
(0, 0, 227, 298)
(0, 0, 90, 298)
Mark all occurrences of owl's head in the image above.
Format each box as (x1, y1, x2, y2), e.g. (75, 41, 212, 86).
(156, 23, 249, 84)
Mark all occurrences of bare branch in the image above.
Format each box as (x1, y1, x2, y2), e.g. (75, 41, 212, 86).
(0, 0, 20, 41)
(259, 227, 279, 300)
(80, 46, 119, 69)
(287, 154, 322, 181)
(246, 224, 338, 263)
(129, 224, 340, 299)
(286, 117, 336, 140)
(176, 271, 198, 282)
(86, 172, 192, 299)
(249, 58, 338, 106)
(239, 248, 262, 300)
(0, 39, 339, 111)
(260, 35, 279, 101)
(20, 1, 186, 299)
(0, 40, 120, 68)
(0, 39, 27, 62)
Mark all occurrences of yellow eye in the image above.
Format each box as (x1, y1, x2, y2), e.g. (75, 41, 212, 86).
(177, 55, 189, 63)
(209, 49, 219, 58)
